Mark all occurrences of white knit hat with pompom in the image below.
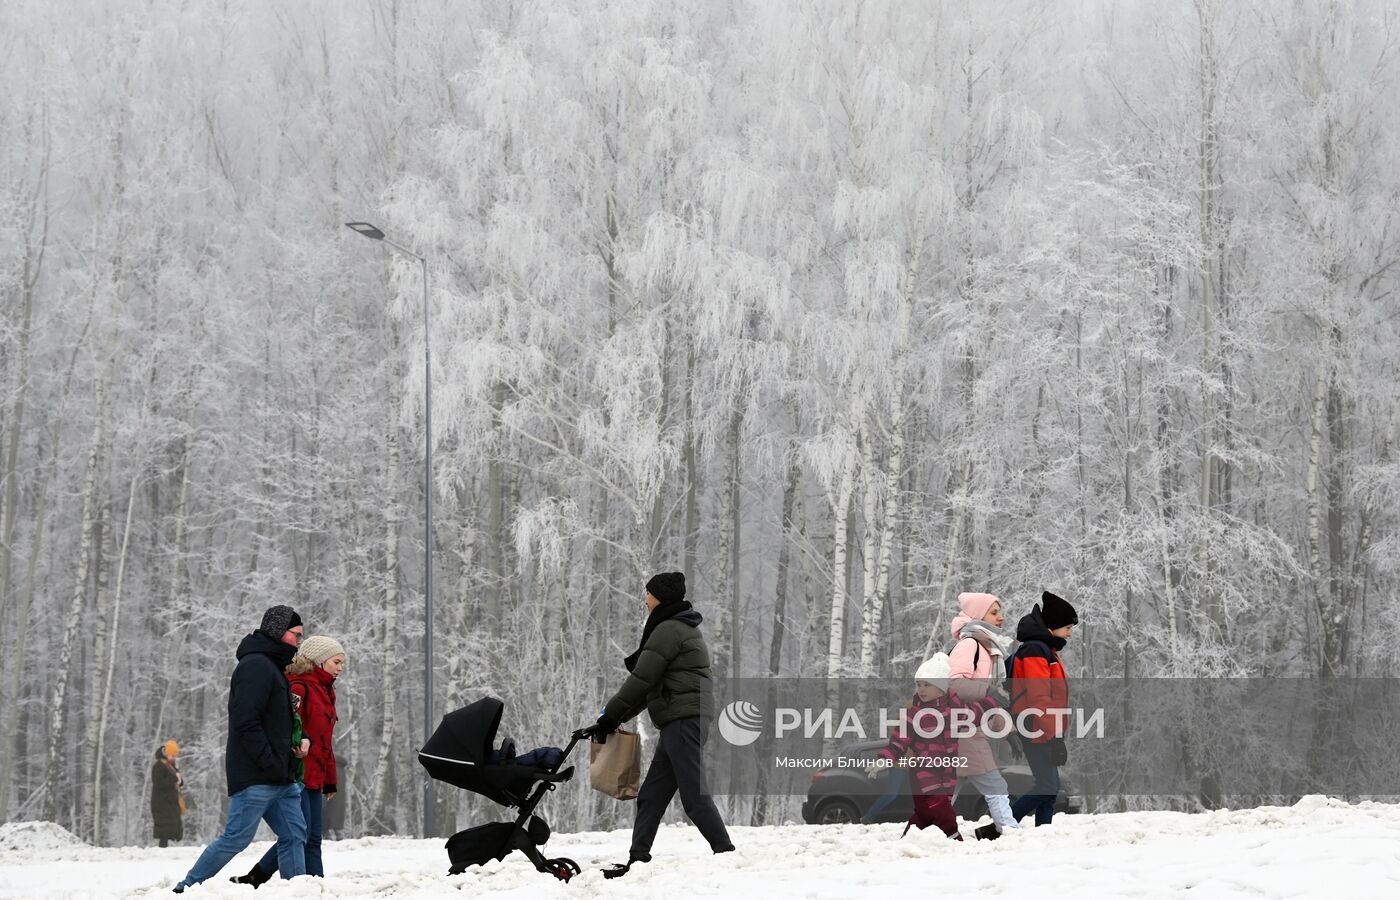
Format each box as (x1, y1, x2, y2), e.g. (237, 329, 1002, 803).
(914, 653, 951, 689)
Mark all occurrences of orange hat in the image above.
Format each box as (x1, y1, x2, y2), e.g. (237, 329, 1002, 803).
(163, 740, 179, 758)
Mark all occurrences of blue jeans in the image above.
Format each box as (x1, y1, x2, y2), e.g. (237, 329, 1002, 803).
(255, 787, 324, 876)
(861, 766, 904, 823)
(1010, 741, 1060, 826)
(176, 782, 306, 889)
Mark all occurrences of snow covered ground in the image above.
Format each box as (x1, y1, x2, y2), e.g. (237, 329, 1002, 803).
(3, 796, 1398, 898)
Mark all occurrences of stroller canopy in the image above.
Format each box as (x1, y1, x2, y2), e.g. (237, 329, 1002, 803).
(419, 697, 547, 807)
(423, 697, 503, 767)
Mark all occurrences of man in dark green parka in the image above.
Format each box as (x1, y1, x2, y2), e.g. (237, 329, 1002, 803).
(593, 572, 733, 877)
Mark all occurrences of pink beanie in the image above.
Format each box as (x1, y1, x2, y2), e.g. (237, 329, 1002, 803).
(958, 592, 1000, 621)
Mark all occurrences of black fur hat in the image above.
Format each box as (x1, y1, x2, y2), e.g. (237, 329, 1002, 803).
(259, 604, 303, 641)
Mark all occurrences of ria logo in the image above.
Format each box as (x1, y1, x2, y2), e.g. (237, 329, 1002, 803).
(717, 700, 763, 746)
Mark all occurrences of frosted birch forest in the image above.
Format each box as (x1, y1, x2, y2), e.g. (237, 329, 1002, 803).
(2, 0, 1399, 847)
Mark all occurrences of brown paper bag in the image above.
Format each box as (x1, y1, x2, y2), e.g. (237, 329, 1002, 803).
(589, 727, 642, 800)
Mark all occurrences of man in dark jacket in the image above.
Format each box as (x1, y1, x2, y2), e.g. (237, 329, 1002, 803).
(173, 606, 309, 893)
(591, 572, 733, 878)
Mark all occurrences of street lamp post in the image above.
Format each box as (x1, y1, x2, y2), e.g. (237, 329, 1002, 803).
(346, 221, 436, 838)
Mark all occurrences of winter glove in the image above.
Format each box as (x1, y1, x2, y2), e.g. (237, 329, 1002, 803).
(1050, 737, 1068, 767)
(1006, 731, 1024, 760)
(866, 764, 887, 781)
(594, 712, 621, 741)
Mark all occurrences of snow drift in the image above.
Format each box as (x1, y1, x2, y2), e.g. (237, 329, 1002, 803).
(1, 797, 1397, 897)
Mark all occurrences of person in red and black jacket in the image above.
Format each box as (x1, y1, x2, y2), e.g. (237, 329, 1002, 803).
(1008, 591, 1077, 827)
(234, 635, 346, 886)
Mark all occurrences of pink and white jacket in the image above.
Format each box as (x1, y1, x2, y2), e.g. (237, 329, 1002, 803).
(947, 593, 1009, 776)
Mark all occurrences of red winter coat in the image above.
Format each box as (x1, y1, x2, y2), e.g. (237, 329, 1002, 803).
(289, 667, 339, 791)
(877, 692, 999, 795)
(1009, 610, 1070, 744)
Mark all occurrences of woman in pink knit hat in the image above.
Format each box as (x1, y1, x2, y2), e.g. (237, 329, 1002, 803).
(947, 592, 1019, 841)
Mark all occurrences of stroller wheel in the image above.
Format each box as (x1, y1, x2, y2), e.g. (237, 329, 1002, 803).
(546, 857, 580, 882)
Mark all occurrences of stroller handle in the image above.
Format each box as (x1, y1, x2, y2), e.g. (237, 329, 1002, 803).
(558, 727, 596, 768)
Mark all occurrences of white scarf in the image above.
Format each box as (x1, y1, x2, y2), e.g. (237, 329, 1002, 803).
(957, 621, 1013, 659)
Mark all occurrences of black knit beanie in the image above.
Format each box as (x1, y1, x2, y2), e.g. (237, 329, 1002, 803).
(1040, 591, 1079, 630)
(645, 572, 686, 605)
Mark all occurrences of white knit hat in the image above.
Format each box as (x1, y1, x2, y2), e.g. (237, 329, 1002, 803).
(298, 635, 346, 668)
(914, 653, 951, 689)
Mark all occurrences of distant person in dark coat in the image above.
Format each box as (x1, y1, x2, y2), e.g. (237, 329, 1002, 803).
(172, 605, 310, 893)
(151, 740, 185, 847)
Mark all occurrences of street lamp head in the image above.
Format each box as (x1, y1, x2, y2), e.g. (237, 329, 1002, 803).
(345, 221, 386, 240)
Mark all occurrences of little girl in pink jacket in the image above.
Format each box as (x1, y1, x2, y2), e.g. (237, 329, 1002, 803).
(870, 653, 1000, 841)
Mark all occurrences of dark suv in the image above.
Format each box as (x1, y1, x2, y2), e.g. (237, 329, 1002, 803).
(800, 739, 1083, 825)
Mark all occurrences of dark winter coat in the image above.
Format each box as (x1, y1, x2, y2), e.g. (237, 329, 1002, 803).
(1009, 607, 1070, 744)
(877, 692, 999, 795)
(225, 630, 298, 796)
(603, 609, 715, 728)
(290, 666, 339, 792)
(150, 752, 183, 841)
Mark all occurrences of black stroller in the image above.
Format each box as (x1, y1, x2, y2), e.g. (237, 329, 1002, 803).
(418, 697, 588, 882)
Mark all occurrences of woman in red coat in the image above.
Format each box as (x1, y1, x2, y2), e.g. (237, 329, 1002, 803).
(234, 635, 345, 885)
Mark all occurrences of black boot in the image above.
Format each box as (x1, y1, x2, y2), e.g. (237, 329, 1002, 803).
(602, 852, 650, 879)
(974, 823, 1001, 841)
(229, 863, 273, 888)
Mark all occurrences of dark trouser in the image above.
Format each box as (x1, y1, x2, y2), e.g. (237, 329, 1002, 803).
(255, 786, 324, 877)
(629, 717, 731, 859)
(909, 794, 959, 837)
(1010, 741, 1060, 826)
